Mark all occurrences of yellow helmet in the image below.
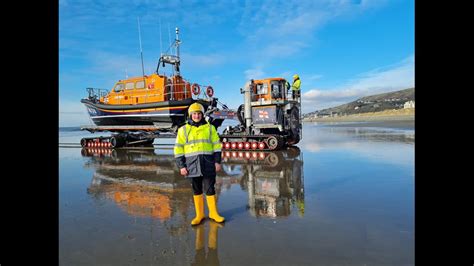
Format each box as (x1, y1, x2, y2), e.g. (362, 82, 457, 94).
(293, 74, 299, 80)
(188, 102, 205, 115)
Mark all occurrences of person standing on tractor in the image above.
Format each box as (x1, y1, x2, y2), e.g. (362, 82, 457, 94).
(291, 74, 301, 100)
(174, 102, 225, 225)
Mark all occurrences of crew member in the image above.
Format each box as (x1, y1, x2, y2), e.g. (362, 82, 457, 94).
(174, 102, 225, 225)
(291, 74, 301, 100)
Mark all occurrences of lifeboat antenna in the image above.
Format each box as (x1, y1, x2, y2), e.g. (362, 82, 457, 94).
(175, 27, 181, 75)
(137, 17, 146, 85)
(175, 27, 180, 60)
(167, 24, 174, 76)
(155, 25, 181, 76)
(159, 19, 163, 58)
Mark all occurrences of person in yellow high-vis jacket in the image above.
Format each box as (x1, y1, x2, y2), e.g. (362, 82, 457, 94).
(174, 102, 225, 225)
(291, 74, 301, 100)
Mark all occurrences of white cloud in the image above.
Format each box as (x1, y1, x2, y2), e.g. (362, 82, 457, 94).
(181, 53, 225, 67)
(244, 67, 266, 80)
(302, 55, 414, 113)
(278, 71, 293, 78)
(237, 0, 388, 75)
(87, 51, 143, 76)
(307, 74, 323, 81)
(263, 41, 309, 58)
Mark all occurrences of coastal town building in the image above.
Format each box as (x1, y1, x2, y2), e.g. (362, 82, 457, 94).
(404, 100, 415, 109)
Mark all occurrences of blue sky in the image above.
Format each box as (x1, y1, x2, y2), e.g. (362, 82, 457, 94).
(59, 0, 414, 127)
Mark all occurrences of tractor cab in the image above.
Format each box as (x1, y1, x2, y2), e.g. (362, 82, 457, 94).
(251, 78, 289, 103)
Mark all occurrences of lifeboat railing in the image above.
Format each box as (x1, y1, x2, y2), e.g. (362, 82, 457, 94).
(164, 82, 215, 100)
(163, 82, 191, 101)
(140, 82, 211, 103)
(86, 88, 109, 103)
(97, 82, 212, 104)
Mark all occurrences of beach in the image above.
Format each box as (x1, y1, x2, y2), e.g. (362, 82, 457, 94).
(59, 122, 414, 265)
(304, 108, 415, 123)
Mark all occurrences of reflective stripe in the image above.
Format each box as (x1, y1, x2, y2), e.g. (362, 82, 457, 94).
(174, 154, 185, 158)
(183, 123, 211, 144)
(174, 122, 221, 158)
(187, 139, 212, 144)
(209, 124, 212, 142)
(184, 151, 214, 157)
(183, 125, 189, 143)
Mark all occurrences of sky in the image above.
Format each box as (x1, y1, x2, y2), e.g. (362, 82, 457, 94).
(59, 0, 414, 127)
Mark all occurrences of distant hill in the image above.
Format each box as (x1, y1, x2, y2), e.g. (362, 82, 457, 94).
(303, 87, 414, 118)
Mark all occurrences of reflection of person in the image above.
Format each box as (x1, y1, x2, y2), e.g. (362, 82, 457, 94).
(174, 102, 225, 225)
(291, 74, 301, 100)
(191, 221, 223, 266)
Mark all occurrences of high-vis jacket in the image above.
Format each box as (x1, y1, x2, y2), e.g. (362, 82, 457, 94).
(291, 78, 301, 91)
(174, 120, 222, 178)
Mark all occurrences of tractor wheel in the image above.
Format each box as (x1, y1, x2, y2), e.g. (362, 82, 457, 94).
(266, 136, 280, 150)
(80, 138, 88, 147)
(110, 136, 125, 148)
(237, 104, 245, 125)
(288, 107, 301, 145)
(266, 152, 280, 167)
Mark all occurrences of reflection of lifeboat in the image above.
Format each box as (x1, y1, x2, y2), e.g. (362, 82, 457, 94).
(89, 182, 173, 220)
(82, 148, 190, 191)
(80, 27, 221, 129)
(84, 148, 192, 221)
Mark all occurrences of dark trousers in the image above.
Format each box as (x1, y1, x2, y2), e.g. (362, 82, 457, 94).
(292, 90, 300, 100)
(191, 175, 216, 195)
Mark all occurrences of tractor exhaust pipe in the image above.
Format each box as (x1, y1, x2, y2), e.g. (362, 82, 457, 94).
(242, 80, 254, 134)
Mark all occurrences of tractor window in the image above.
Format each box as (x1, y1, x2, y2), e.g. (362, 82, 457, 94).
(271, 81, 281, 99)
(256, 83, 268, 95)
(125, 82, 134, 90)
(136, 80, 145, 89)
(113, 83, 124, 92)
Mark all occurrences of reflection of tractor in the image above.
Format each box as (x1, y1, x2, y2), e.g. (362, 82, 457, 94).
(220, 147, 305, 218)
(215, 78, 302, 151)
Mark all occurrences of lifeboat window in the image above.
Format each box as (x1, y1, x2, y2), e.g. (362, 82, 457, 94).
(125, 82, 134, 90)
(113, 83, 124, 92)
(135, 80, 145, 89)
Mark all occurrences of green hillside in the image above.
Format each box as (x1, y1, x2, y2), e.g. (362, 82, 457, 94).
(303, 87, 414, 118)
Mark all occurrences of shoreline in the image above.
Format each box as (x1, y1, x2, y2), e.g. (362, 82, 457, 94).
(304, 115, 414, 122)
(303, 108, 414, 123)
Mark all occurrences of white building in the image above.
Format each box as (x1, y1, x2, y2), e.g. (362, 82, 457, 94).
(404, 100, 415, 109)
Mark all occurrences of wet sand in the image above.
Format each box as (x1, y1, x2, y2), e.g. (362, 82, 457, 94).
(59, 124, 414, 265)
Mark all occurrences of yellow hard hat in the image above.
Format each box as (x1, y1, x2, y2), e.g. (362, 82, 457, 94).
(293, 74, 299, 80)
(188, 102, 205, 115)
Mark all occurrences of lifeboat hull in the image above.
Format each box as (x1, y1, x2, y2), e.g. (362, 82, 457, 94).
(81, 98, 211, 126)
